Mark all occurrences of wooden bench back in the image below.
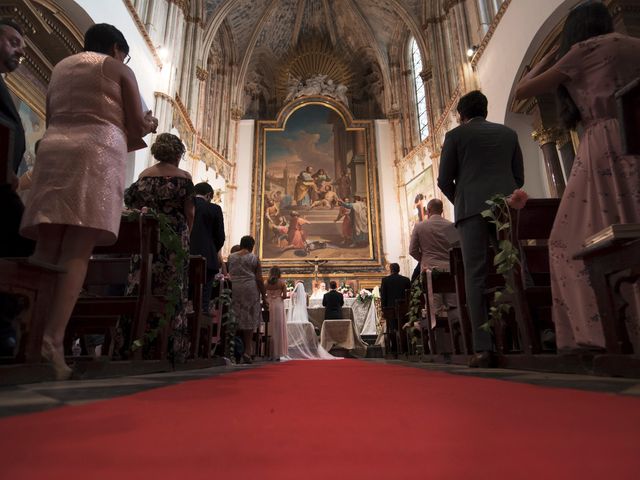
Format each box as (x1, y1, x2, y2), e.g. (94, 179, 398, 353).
(616, 76, 640, 156)
(510, 198, 560, 242)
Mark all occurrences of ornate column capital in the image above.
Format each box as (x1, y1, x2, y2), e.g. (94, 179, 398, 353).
(532, 127, 562, 146)
(196, 66, 209, 81)
(230, 107, 244, 121)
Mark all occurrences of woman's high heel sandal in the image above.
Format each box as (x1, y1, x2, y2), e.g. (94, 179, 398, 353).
(41, 340, 73, 381)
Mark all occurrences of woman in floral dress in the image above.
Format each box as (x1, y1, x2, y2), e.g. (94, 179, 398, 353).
(123, 133, 194, 361)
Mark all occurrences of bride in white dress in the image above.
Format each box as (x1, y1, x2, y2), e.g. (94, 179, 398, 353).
(286, 282, 337, 360)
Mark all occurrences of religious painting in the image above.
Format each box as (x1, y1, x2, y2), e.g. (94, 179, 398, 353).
(9, 91, 45, 175)
(253, 100, 383, 271)
(404, 166, 435, 233)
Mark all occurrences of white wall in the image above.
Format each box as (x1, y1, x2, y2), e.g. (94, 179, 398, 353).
(475, 0, 577, 124)
(475, 0, 578, 199)
(375, 120, 406, 274)
(231, 120, 255, 246)
(73, 0, 164, 184)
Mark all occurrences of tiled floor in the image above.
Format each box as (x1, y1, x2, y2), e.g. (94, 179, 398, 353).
(1, 360, 639, 418)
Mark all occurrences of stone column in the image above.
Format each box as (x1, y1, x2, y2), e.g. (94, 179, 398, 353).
(532, 127, 565, 198)
(556, 130, 575, 180)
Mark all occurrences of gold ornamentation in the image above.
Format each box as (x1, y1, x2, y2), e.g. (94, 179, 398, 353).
(122, 0, 163, 69)
(471, 0, 512, 68)
(278, 38, 354, 103)
(532, 127, 562, 146)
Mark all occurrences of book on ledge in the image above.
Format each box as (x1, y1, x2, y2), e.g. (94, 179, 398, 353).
(584, 224, 640, 247)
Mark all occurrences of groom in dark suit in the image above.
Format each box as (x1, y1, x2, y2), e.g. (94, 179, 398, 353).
(438, 90, 524, 367)
(0, 18, 33, 258)
(190, 182, 225, 312)
(322, 281, 344, 320)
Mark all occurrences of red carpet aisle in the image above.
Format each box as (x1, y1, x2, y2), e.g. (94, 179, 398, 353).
(1, 360, 639, 479)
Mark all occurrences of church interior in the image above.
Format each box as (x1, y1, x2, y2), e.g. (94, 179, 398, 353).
(1, 0, 640, 477)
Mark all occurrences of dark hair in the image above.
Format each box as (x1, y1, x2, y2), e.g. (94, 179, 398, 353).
(414, 193, 424, 204)
(150, 133, 185, 163)
(240, 235, 255, 251)
(230, 244, 242, 253)
(194, 182, 214, 196)
(268, 266, 281, 285)
(456, 90, 488, 120)
(556, 1, 614, 129)
(84, 23, 129, 56)
(329, 280, 337, 289)
(426, 198, 443, 214)
(390, 263, 400, 274)
(0, 18, 23, 36)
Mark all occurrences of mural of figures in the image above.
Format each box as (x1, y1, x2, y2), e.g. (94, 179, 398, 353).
(259, 104, 373, 261)
(404, 166, 436, 233)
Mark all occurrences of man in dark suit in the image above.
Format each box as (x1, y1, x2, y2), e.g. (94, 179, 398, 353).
(437, 90, 524, 367)
(322, 280, 344, 320)
(0, 18, 33, 258)
(380, 263, 412, 354)
(190, 182, 225, 312)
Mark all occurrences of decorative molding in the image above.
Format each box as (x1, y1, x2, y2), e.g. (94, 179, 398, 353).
(196, 66, 209, 81)
(432, 84, 462, 138)
(556, 130, 572, 149)
(532, 127, 562, 146)
(471, 0, 512, 69)
(122, 0, 163, 69)
(167, 0, 189, 17)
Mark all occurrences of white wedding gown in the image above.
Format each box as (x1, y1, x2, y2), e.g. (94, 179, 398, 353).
(286, 283, 338, 360)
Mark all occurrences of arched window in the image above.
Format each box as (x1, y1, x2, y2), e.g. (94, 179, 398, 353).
(409, 37, 429, 141)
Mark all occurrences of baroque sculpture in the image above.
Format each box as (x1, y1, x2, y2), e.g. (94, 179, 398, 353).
(285, 74, 349, 106)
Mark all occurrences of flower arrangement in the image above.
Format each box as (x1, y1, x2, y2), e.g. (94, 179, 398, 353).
(338, 281, 355, 298)
(284, 279, 295, 297)
(480, 189, 528, 329)
(356, 288, 372, 303)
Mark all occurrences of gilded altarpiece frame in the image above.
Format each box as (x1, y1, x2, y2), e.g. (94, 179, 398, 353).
(252, 97, 385, 276)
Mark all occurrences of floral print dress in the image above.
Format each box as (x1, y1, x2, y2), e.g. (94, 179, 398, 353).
(124, 176, 194, 361)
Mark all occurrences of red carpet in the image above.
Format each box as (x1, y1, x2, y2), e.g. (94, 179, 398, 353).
(1, 360, 639, 479)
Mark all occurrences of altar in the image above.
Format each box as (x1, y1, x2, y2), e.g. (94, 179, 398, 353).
(283, 296, 380, 356)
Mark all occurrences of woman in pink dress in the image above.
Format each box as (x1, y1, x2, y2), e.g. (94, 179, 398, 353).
(515, 2, 640, 351)
(264, 266, 288, 360)
(20, 24, 156, 378)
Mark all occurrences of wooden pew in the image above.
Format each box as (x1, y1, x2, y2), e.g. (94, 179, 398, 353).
(506, 198, 560, 354)
(68, 214, 167, 360)
(187, 255, 209, 358)
(422, 270, 458, 355)
(449, 247, 475, 355)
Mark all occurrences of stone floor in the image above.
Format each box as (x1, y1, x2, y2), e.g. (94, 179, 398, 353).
(1, 359, 639, 419)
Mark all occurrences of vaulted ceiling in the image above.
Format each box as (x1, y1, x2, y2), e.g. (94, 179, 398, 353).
(200, 0, 428, 117)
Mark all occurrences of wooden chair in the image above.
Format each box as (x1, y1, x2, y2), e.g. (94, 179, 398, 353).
(0, 259, 63, 363)
(255, 306, 271, 358)
(381, 306, 396, 355)
(395, 289, 411, 355)
(422, 270, 458, 355)
(68, 214, 167, 360)
(505, 198, 560, 354)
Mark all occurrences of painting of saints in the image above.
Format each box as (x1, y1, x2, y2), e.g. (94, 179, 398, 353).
(293, 166, 317, 206)
(282, 211, 311, 250)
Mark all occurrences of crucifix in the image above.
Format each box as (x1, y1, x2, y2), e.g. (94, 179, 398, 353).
(305, 256, 328, 283)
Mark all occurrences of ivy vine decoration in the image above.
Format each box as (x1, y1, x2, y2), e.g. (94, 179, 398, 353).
(480, 189, 529, 330)
(404, 277, 425, 349)
(211, 275, 238, 360)
(123, 208, 188, 354)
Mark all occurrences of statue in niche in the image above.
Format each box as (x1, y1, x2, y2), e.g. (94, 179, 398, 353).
(244, 71, 269, 117)
(286, 74, 349, 107)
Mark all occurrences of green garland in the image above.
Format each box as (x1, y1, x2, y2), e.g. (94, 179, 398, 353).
(480, 194, 521, 330)
(123, 209, 188, 352)
(211, 278, 238, 359)
(404, 277, 424, 348)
